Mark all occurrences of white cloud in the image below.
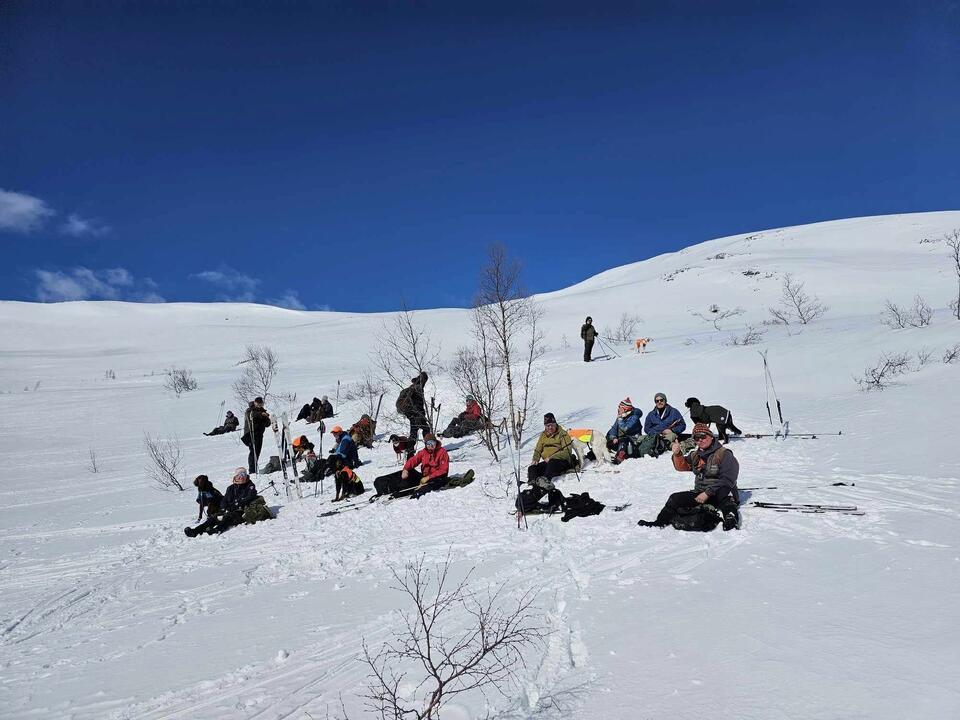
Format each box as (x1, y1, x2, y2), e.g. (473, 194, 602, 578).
(61, 213, 110, 237)
(33, 267, 164, 303)
(266, 290, 307, 310)
(0, 189, 55, 233)
(192, 265, 261, 302)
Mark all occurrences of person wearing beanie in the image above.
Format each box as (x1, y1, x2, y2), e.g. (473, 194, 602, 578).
(605, 397, 644, 464)
(528, 413, 576, 483)
(185, 467, 261, 537)
(684, 397, 743, 444)
(204, 410, 239, 436)
(637, 423, 740, 531)
(395, 371, 430, 458)
(637, 393, 686, 456)
(580, 316, 598, 362)
(241, 398, 272, 473)
(373, 431, 450, 497)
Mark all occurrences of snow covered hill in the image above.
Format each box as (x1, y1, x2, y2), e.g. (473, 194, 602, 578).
(2, 211, 959, 719)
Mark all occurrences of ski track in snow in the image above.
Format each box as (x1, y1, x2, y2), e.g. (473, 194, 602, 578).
(2, 212, 960, 718)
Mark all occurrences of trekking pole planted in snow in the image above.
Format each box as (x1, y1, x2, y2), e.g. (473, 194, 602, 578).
(216, 400, 225, 428)
(335, 379, 341, 410)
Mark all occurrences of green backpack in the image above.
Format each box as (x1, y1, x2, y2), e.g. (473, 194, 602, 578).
(242, 496, 274, 524)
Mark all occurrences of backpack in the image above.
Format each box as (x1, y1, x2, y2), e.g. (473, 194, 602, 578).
(396, 386, 415, 415)
(515, 486, 565, 514)
(670, 504, 721, 532)
(560, 492, 605, 522)
(242, 496, 274, 524)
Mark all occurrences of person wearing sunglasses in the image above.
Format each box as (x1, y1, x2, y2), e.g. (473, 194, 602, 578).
(373, 432, 450, 497)
(529, 413, 576, 483)
(635, 392, 687, 457)
(637, 423, 740, 531)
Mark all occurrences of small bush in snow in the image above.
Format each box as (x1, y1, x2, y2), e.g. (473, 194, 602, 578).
(855, 352, 912, 391)
(727, 325, 766, 346)
(362, 555, 545, 720)
(164, 367, 199, 396)
(943, 343, 960, 364)
(916, 347, 936, 367)
(87, 448, 99, 474)
(342, 370, 388, 419)
(692, 305, 744, 331)
(946, 229, 960, 320)
(768, 273, 828, 325)
(602, 312, 643, 343)
(144, 433, 184, 491)
(881, 295, 932, 329)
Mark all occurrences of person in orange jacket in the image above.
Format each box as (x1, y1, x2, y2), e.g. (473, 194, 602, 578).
(373, 432, 449, 497)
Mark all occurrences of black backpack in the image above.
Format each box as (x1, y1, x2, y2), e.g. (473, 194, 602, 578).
(396, 386, 415, 415)
(561, 492, 605, 522)
(671, 505, 721, 532)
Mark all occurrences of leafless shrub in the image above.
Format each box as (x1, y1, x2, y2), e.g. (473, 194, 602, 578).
(232, 345, 279, 406)
(164, 366, 199, 397)
(916, 347, 936, 367)
(944, 343, 960, 364)
(362, 554, 546, 720)
(946, 229, 960, 320)
(601, 312, 643, 343)
(692, 305, 745, 331)
(768, 273, 828, 325)
(727, 325, 766, 346)
(372, 305, 443, 393)
(87, 448, 99, 474)
(342, 370, 388, 419)
(881, 295, 933, 329)
(144, 433, 185, 490)
(855, 351, 913, 391)
(104, 369, 116, 380)
(560, 334, 570, 349)
(475, 244, 545, 446)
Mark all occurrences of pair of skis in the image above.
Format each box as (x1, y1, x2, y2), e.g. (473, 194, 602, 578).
(271, 412, 303, 500)
(752, 501, 863, 516)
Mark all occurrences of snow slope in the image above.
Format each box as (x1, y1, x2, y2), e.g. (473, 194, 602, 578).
(1, 211, 959, 719)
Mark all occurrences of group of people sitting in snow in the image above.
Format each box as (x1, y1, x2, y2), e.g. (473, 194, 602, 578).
(187, 368, 745, 537)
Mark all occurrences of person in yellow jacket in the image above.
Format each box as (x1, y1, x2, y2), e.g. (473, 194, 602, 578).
(528, 412, 576, 484)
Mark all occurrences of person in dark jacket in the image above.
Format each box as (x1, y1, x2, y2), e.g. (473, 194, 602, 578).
(396, 372, 430, 458)
(374, 432, 450, 497)
(637, 423, 740, 530)
(317, 395, 334, 419)
(205, 410, 239, 436)
(329, 425, 361, 469)
(241, 398, 271, 473)
(580, 316, 597, 362)
(440, 395, 484, 438)
(605, 397, 644, 464)
(684, 397, 743, 443)
(185, 468, 259, 536)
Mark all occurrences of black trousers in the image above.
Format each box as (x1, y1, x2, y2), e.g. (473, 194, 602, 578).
(583, 338, 594, 362)
(247, 433, 264, 474)
(527, 457, 573, 483)
(189, 508, 245, 536)
(652, 487, 738, 526)
(405, 414, 430, 458)
(375, 468, 421, 495)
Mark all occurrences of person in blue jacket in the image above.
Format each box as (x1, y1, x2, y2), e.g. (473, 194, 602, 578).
(643, 393, 686, 441)
(606, 397, 644, 464)
(329, 425, 361, 469)
(185, 468, 259, 537)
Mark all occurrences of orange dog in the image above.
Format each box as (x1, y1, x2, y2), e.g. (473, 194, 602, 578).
(635, 337, 652, 353)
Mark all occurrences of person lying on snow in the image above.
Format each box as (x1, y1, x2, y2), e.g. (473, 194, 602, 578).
(684, 397, 742, 444)
(440, 394, 485, 438)
(204, 410, 239, 436)
(374, 432, 452, 498)
(329, 425, 361, 469)
(637, 423, 740, 531)
(528, 413, 576, 483)
(605, 398, 644, 464)
(184, 468, 272, 537)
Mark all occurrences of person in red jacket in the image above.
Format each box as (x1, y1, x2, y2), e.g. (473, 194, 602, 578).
(373, 432, 450, 497)
(440, 394, 485, 438)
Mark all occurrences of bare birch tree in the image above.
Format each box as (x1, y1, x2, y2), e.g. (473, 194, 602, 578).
(449, 310, 506, 459)
(373, 305, 442, 388)
(475, 245, 545, 446)
(946, 229, 960, 320)
(768, 273, 828, 325)
(232, 345, 280, 406)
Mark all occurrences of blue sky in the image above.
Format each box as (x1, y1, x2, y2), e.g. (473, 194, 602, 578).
(2, 1, 958, 311)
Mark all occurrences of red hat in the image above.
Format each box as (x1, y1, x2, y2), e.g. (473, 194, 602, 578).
(692, 423, 714, 437)
(618, 397, 634, 413)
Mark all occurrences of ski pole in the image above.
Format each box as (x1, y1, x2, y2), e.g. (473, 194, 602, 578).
(216, 400, 225, 428)
(740, 481, 855, 491)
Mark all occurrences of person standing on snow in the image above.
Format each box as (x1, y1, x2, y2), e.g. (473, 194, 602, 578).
(580, 316, 597, 362)
(396, 371, 430, 458)
(241, 398, 271, 474)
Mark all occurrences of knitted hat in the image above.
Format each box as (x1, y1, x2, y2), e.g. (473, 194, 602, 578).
(543, 412, 557, 426)
(424, 432, 440, 445)
(654, 393, 667, 403)
(692, 423, 714, 437)
(618, 397, 634, 414)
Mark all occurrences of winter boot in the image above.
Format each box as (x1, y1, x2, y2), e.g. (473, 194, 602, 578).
(260, 455, 282, 474)
(637, 519, 664, 528)
(722, 509, 740, 531)
(184, 526, 198, 537)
